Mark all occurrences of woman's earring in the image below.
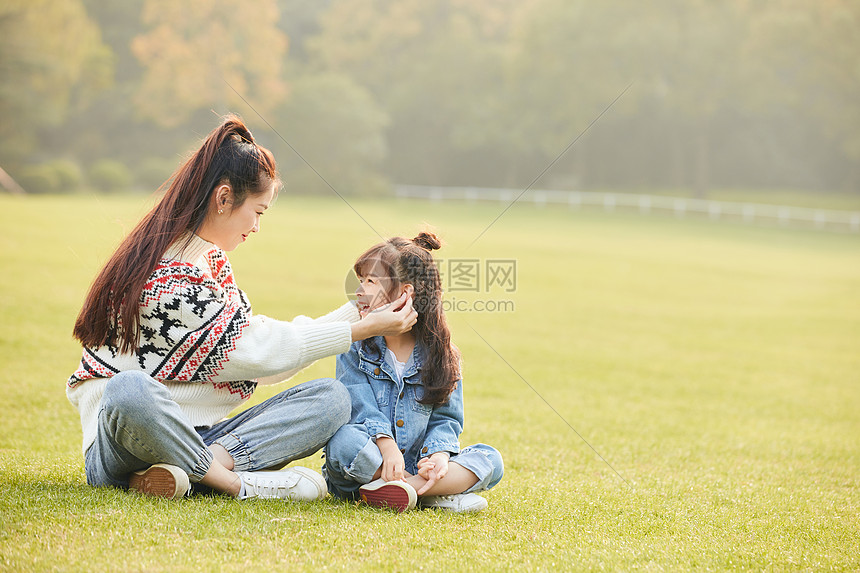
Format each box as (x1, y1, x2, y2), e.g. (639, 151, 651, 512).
(218, 209, 224, 214)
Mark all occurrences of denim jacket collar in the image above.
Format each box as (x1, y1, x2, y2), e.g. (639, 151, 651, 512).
(357, 336, 423, 384)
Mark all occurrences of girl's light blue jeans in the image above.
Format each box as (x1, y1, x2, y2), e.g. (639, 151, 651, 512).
(323, 423, 504, 499)
(85, 371, 351, 490)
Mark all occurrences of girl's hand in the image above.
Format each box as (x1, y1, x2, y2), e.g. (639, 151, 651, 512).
(351, 293, 417, 341)
(417, 457, 434, 480)
(416, 452, 449, 494)
(376, 437, 406, 482)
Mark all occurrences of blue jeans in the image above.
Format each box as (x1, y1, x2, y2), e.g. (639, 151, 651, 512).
(85, 371, 351, 489)
(323, 423, 504, 499)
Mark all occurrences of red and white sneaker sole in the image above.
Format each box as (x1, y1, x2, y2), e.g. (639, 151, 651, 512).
(359, 481, 417, 512)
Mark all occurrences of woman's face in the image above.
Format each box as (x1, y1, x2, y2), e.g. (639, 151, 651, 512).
(200, 181, 276, 251)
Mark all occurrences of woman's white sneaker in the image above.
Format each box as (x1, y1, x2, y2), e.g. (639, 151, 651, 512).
(237, 466, 328, 501)
(418, 492, 488, 513)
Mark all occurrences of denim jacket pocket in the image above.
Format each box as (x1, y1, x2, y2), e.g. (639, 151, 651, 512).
(410, 400, 432, 415)
(406, 383, 433, 415)
(357, 350, 392, 407)
(374, 382, 392, 407)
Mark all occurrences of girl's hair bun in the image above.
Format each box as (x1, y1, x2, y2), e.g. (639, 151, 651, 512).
(412, 231, 442, 251)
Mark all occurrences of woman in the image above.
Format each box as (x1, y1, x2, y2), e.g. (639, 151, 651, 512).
(67, 115, 416, 501)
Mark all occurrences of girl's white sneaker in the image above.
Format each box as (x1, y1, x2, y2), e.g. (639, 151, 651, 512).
(237, 466, 328, 501)
(418, 492, 488, 513)
(358, 479, 417, 512)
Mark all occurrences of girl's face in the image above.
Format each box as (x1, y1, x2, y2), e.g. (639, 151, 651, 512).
(200, 181, 276, 251)
(355, 261, 395, 318)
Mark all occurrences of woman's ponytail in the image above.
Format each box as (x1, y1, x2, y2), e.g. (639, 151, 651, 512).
(73, 114, 278, 352)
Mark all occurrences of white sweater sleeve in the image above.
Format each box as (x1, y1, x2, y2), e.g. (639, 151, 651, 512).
(251, 302, 361, 385)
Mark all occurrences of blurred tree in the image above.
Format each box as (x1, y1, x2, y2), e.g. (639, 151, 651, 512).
(0, 0, 112, 169)
(274, 71, 390, 195)
(276, 0, 335, 62)
(43, 0, 149, 169)
(501, 0, 633, 189)
(512, 0, 759, 197)
(41, 0, 215, 186)
(131, 0, 288, 128)
(308, 0, 533, 186)
(818, 1, 860, 190)
(633, 0, 760, 198)
(750, 0, 860, 190)
(3, 0, 854, 195)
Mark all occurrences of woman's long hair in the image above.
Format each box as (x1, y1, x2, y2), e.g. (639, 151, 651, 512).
(73, 115, 278, 352)
(354, 232, 460, 406)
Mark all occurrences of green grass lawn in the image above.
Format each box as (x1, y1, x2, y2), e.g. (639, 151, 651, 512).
(1, 193, 858, 571)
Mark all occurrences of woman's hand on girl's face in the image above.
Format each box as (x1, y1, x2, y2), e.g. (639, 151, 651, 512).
(378, 292, 418, 336)
(351, 292, 418, 341)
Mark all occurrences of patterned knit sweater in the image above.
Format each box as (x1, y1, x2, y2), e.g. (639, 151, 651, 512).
(67, 233, 360, 453)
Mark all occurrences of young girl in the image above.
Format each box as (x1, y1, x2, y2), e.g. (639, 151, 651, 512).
(324, 232, 504, 512)
(68, 115, 416, 501)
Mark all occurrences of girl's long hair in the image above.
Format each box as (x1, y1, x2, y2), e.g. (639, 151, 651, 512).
(354, 232, 460, 406)
(73, 115, 278, 353)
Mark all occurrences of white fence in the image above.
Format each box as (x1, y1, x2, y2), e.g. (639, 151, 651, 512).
(394, 185, 860, 233)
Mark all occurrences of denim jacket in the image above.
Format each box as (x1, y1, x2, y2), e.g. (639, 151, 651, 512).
(335, 337, 463, 468)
